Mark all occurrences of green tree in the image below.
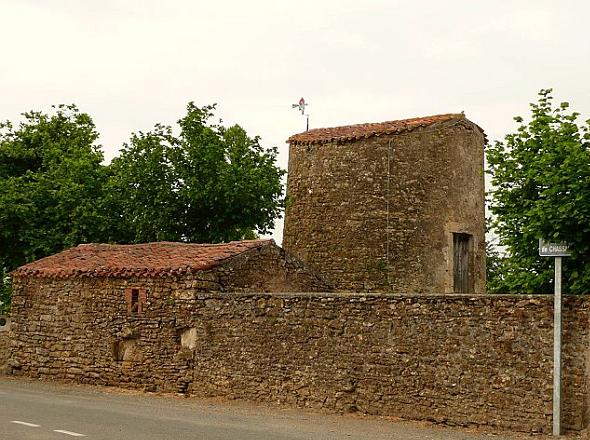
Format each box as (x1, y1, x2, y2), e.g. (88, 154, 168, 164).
(0, 105, 111, 280)
(0, 105, 110, 313)
(486, 89, 590, 293)
(108, 103, 285, 243)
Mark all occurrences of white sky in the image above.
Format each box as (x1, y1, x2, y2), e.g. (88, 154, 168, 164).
(1, 0, 589, 244)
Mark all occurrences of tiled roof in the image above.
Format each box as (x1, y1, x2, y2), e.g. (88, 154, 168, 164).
(11, 239, 274, 279)
(287, 113, 480, 145)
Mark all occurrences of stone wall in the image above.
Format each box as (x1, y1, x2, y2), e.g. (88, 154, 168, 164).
(0, 331, 9, 374)
(185, 294, 589, 433)
(190, 242, 331, 293)
(8, 280, 590, 433)
(283, 119, 486, 293)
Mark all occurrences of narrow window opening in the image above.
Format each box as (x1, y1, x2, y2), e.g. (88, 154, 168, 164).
(131, 289, 139, 313)
(125, 287, 147, 315)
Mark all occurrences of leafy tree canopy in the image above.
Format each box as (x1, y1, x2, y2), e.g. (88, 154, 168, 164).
(0, 105, 110, 273)
(486, 89, 590, 293)
(108, 102, 285, 243)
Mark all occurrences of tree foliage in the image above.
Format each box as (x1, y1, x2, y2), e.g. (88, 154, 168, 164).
(109, 103, 285, 243)
(0, 105, 111, 272)
(486, 89, 590, 293)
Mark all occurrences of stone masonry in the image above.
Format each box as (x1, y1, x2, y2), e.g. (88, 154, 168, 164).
(283, 114, 486, 293)
(7, 284, 590, 433)
(0, 331, 9, 374)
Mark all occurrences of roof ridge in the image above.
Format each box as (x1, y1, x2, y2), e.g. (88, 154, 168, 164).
(209, 239, 273, 267)
(11, 239, 275, 279)
(287, 113, 480, 145)
(75, 238, 272, 248)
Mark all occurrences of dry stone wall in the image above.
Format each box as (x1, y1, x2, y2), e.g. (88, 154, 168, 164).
(283, 120, 486, 293)
(8, 281, 590, 434)
(187, 294, 589, 433)
(0, 331, 9, 374)
(217, 243, 331, 292)
(8, 244, 329, 391)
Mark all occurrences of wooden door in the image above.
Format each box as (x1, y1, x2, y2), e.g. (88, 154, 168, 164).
(453, 233, 472, 293)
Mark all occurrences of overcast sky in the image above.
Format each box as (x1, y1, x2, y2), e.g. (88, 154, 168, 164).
(1, 0, 589, 243)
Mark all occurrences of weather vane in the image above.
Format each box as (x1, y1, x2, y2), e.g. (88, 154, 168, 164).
(291, 97, 309, 131)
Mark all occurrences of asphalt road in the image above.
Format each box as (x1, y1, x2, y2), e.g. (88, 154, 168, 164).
(0, 377, 544, 440)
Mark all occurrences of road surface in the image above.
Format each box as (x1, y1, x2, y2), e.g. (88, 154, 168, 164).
(0, 377, 546, 439)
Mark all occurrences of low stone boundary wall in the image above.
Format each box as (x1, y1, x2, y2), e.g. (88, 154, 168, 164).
(184, 294, 589, 433)
(0, 330, 10, 374)
(9, 288, 590, 433)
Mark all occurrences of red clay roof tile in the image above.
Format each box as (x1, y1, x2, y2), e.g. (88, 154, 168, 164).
(287, 113, 482, 145)
(11, 239, 273, 279)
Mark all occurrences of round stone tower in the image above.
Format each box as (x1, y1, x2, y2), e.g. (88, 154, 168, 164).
(282, 113, 486, 293)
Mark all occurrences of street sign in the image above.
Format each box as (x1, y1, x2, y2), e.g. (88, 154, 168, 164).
(539, 239, 572, 257)
(539, 238, 573, 436)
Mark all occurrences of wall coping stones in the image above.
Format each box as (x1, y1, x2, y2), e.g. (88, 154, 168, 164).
(188, 291, 587, 301)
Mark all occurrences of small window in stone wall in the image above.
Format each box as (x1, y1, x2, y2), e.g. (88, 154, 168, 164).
(125, 287, 147, 315)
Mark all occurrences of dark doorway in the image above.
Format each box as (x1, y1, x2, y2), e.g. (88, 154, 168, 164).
(453, 233, 473, 293)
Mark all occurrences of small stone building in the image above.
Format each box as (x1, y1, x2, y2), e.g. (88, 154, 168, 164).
(8, 239, 329, 391)
(283, 113, 486, 293)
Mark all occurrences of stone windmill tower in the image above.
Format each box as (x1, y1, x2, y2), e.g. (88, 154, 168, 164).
(282, 113, 486, 293)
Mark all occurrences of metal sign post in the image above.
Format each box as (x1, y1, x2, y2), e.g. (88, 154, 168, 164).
(539, 239, 571, 436)
(553, 255, 562, 437)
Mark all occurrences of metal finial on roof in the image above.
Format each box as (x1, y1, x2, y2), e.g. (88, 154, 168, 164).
(292, 97, 310, 131)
